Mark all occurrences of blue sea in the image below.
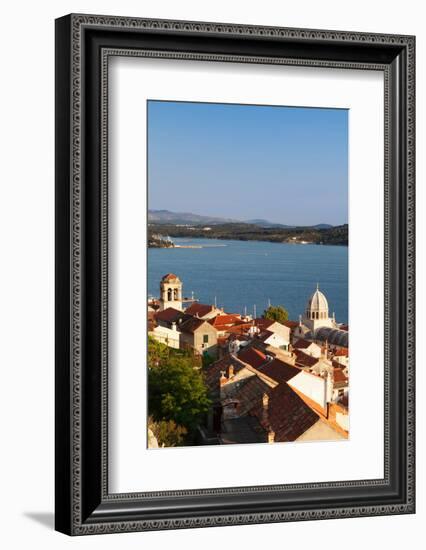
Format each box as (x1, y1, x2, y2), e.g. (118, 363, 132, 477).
(148, 238, 348, 324)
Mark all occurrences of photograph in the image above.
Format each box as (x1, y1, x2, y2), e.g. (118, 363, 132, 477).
(146, 100, 349, 448)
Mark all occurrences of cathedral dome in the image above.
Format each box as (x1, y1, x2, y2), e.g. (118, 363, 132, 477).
(302, 284, 334, 326)
(306, 284, 329, 313)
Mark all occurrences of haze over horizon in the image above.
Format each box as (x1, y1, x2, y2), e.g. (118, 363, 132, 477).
(148, 207, 342, 227)
(148, 101, 348, 226)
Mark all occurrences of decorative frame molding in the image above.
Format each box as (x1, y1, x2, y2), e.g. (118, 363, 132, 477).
(55, 14, 415, 535)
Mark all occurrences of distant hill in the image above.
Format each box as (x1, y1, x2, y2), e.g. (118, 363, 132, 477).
(149, 209, 335, 229)
(246, 219, 333, 229)
(310, 223, 333, 229)
(148, 209, 238, 225)
(246, 219, 292, 228)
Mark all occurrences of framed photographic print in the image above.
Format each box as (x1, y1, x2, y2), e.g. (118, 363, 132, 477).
(55, 14, 415, 535)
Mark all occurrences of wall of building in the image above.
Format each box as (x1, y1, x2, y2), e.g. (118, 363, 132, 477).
(288, 371, 327, 409)
(297, 419, 345, 441)
(150, 326, 181, 349)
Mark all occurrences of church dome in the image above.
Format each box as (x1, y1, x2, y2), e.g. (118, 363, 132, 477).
(306, 284, 329, 313)
(161, 273, 180, 283)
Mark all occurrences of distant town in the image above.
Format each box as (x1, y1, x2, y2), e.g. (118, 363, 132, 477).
(147, 273, 349, 448)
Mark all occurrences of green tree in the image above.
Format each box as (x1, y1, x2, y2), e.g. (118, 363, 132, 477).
(148, 335, 171, 367)
(148, 417, 187, 447)
(263, 304, 289, 323)
(148, 354, 211, 431)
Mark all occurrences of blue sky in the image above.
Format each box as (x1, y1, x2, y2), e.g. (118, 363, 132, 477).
(147, 101, 348, 226)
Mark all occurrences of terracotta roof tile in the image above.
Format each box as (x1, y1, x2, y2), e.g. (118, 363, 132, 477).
(179, 317, 213, 334)
(209, 314, 242, 327)
(253, 318, 275, 330)
(231, 376, 272, 417)
(294, 349, 319, 368)
(238, 347, 268, 369)
(333, 367, 348, 385)
(222, 323, 254, 335)
(333, 347, 349, 357)
(154, 307, 183, 323)
(185, 303, 215, 318)
(203, 355, 247, 397)
(282, 320, 299, 329)
(293, 338, 314, 350)
(257, 358, 300, 384)
(250, 383, 319, 442)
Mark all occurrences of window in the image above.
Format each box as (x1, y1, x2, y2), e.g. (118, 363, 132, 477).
(203, 334, 209, 344)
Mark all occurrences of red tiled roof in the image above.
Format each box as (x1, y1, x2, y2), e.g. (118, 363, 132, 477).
(294, 349, 319, 368)
(253, 318, 275, 330)
(238, 347, 268, 369)
(209, 314, 242, 328)
(293, 338, 314, 350)
(203, 355, 247, 396)
(223, 323, 254, 335)
(282, 320, 299, 329)
(257, 330, 275, 343)
(257, 358, 300, 384)
(250, 383, 319, 442)
(179, 317, 212, 334)
(234, 376, 272, 416)
(154, 307, 183, 323)
(333, 347, 349, 357)
(333, 367, 348, 385)
(161, 273, 179, 281)
(185, 303, 215, 318)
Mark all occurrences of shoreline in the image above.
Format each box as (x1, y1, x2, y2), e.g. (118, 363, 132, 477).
(148, 239, 348, 249)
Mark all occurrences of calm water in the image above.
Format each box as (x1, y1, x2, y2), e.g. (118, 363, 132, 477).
(148, 238, 348, 324)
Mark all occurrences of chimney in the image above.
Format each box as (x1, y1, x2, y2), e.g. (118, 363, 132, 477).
(268, 430, 275, 444)
(324, 370, 333, 408)
(171, 322, 177, 332)
(220, 370, 227, 387)
(228, 365, 234, 379)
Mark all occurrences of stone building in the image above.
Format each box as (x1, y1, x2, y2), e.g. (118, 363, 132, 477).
(159, 273, 183, 311)
(179, 317, 218, 356)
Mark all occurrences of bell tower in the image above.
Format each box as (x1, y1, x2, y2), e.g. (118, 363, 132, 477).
(159, 273, 183, 311)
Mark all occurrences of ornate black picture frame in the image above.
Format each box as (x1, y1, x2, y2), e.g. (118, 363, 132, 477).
(55, 14, 415, 535)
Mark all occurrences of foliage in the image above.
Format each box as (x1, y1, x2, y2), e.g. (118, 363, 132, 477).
(148, 336, 171, 367)
(148, 222, 349, 246)
(263, 304, 289, 323)
(148, 417, 187, 447)
(148, 352, 211, 431)
(148, 335, 198, 366)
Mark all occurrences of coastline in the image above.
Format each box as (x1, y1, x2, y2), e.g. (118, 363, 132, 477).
(148, 238, 348, 249)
